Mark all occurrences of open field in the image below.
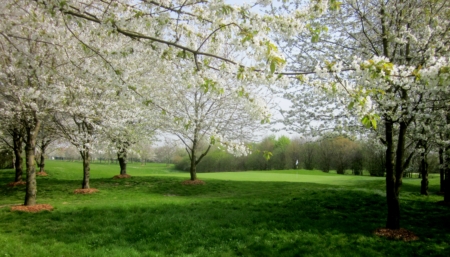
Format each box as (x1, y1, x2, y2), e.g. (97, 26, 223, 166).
(0, 160, 449, 257)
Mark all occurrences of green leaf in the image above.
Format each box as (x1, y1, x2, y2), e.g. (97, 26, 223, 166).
(348, 101, 355, 110)
(361, 114, 379, 130)
(270, 61, 276, 74)
(370, 118, 377, 130)
(361, 115, 371, 128)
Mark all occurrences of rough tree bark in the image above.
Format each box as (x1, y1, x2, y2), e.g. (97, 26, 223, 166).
(24, 117, 41, 206)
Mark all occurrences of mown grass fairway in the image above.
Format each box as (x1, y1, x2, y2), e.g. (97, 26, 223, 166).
(0, 161, 449, 257)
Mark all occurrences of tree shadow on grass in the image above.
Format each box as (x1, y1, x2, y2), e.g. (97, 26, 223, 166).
(1, 176, 449, 257)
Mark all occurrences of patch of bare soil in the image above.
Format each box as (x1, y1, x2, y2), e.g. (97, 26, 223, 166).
(37, 171, 48, 176)
(182, 179, 205, 185)
(7, 181, 26, 187)
(11, 204, 54, 213)
(73, 188, 99, 194)
(374, 228, 419, 241)
(113, 174, 131, 179)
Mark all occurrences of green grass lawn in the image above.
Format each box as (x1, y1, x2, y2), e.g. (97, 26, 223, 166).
(0, 160, 449, 257)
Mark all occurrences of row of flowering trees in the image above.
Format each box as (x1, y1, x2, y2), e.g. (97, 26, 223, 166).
(0, 0, 327, 205)
(1, 0, 449, 231)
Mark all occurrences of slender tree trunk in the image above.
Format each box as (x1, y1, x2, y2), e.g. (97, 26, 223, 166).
(420, 145, 429, 195)
(189, 147, 197, 180)
(38, 141, 48, 173)
(13, 133, 23, 182)
(385, 119, 401, 229)
(81, 150, 90, 189)
(117, 148, 127, 175)
(39, 153, 45, 173)
(24, 142, 37, 205)
(24, 119, 41, 206)
(439, 147, 445, 193)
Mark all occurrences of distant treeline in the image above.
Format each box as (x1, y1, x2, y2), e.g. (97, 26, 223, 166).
(173, 135, 440, 176)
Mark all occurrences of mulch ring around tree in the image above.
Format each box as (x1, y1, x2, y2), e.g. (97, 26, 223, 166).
(113, 174, 131, 179)
(182, 179, 205, 185)
(7, 181, 26, 187)
(37, 171, 48, 176)
(73, 188, 99, 194)
(11, 204, 54, 213)
(374, 228, 419, 241)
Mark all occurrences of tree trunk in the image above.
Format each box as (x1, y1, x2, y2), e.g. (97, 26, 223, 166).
(38, 140, 49, 173)
(445, 146, 450, 202)
(189, 148, 197, 181)
(81, 150, 90, 189)
(117, 149, 127, 175)
(439, 147, 445, 193)
(385, 119, 401, 229)
(420, 146, 428, 195)
(13, 133, 23, 182)
(24, 119, 41, 206)
(445, 169, 450, 202)
(39, 152, 45, 172)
